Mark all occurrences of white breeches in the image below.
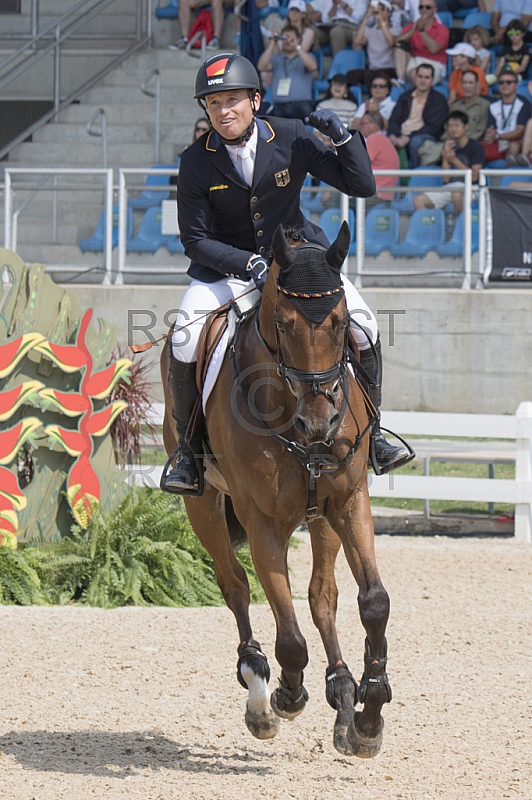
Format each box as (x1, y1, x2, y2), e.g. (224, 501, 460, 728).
(171, 275, 378, 363)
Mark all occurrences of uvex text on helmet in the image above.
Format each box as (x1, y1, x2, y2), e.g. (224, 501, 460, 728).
(194, 53, 260, 100)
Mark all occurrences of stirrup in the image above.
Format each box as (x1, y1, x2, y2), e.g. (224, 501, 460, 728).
(160, 445, 205, 496)
(368, 427, 416, 476)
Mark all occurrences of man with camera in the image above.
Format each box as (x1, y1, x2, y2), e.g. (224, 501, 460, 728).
(257, 25, 318, 120)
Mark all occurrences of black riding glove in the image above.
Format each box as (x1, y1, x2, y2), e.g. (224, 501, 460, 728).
(246, 254, 268, 292)
(306, 109, 352, 146)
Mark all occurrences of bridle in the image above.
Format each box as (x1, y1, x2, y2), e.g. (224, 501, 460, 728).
(230, 276, 373, 519)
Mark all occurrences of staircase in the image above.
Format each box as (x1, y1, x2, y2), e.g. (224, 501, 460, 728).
(2, 46, 208, 274)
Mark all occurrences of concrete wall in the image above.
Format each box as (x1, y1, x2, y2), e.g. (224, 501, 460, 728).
(68, 284, 532, 414)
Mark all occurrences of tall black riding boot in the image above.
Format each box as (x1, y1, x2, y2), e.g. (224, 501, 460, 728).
(359, 338, 415, 475)
(160, 358, 203, 495)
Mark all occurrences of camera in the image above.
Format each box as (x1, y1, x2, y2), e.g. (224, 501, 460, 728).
(273, 33, 289, 41)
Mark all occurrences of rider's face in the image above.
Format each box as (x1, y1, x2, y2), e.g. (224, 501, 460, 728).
(205, 89, 259, 140)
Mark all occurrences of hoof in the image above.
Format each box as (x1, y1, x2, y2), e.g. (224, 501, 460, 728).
(333, 723, 355, 756)
(270, 685, 308, 721)
(245, 706, 281, 739)
(347, 711, 384, 759)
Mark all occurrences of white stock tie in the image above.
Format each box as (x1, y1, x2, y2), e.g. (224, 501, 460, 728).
(238, 148, 254, 186)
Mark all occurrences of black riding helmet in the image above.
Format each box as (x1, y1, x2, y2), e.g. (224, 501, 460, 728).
(194, 52, 260, 100)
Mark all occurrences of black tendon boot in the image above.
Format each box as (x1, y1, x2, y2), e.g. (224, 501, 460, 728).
(160, 358, 203, 495)
(359, 338, 415, 475)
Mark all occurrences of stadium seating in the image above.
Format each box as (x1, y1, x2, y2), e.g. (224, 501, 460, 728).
(128, 164, 176, 209)
(461, 11, 491, 30)
(79, 206, 133, 252)
(392, 169, 443, 214)
(314, 49, 365, 94)
(390, 209, 445, 257)
(318, 208, 356, 253)
(167, 236, 185, 253)
(364, 207, 400, 255)
(437, 211, 479, 258)
(127, 206, 175, 253)
(437, 11, 453, 29)
(155, 0, 178, 19)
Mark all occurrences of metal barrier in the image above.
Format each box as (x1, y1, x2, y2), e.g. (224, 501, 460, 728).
(140, 69, 161, 164)
(3, 167, 114, 284)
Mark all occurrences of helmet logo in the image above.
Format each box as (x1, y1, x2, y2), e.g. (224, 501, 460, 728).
(206, 57, 230, 77)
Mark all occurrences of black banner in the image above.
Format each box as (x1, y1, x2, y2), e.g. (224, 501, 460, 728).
(0, 1, 21, 12)
(488, 188, 532, 282)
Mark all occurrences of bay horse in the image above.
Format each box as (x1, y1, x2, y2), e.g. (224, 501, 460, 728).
(160, 223, 392, 758)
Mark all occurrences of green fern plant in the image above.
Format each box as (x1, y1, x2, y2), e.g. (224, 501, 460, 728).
(0, 547, 48, 605)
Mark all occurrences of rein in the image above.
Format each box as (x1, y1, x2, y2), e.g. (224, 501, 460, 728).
(230, 295, 372, 520)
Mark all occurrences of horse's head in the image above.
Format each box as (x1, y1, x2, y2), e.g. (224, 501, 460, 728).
(266, 221, 351, 446)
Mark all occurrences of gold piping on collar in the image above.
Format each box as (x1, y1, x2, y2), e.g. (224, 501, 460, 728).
(206, 130, 216, 152)
(262, 119, 275, 143)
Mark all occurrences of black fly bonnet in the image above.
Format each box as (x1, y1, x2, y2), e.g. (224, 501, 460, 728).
(272, 222, 351, 324)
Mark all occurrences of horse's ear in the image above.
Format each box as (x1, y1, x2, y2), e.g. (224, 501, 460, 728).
(272, 223, 296, 269)
(325, 220, 350, 273)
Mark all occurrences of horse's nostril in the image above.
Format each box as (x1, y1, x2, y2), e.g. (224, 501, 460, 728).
(294, 416, 308, 436)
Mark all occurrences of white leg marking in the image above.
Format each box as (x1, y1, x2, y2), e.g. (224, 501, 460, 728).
(240, 663, 271, 716)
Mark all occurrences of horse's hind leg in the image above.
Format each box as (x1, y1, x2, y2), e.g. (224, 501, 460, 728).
(308, 519, 358, 756)
(184, 492, 280, 740)
(329, 490, 392, 759)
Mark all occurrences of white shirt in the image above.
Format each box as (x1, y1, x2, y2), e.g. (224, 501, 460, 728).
(225, 125, 258, 176)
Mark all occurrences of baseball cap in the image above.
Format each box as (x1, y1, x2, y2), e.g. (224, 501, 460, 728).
(446, 43, 476, 59)
(371, 0, 392, 10)
(287, 0, 307, 11)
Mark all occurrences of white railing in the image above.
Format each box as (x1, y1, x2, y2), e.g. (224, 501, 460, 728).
(128, 402, 532, 543)
(3, 167, 114, 284)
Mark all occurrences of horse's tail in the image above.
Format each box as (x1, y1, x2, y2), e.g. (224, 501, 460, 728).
(224, 494, 248, 549)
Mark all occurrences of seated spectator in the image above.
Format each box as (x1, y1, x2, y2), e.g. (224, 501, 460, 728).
(493, 20, 531, 80)
(463, 25, 492, 74)
(315, 73, 359, 126)
(393, 0, 450, 85)
(447, 43, 489, 105)
(351, 72, 397, 128)
(356, 110, 401, 203)
(306, 0, 367, 56)
(285, 0, 316, 51)
(388, 62, 449, 167)
(169, 0, 230, 49)
(257, 26, 318, 121)
(450, 69, 490, 140)
(517, 117, 532, 165)
(414, 110, 485, 213)
(491, 0, 532, 45)
(350, 0, 401, 90)
(481, 68, 532, 166)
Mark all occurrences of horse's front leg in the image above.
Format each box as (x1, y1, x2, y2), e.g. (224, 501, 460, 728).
(184, 494, 280, 740)
(329, 489, 392, 759)
(243, 512, 310, 723)
(308, 518, 358, 755)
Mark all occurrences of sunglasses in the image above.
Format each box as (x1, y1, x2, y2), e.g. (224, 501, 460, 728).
(499, 79, 517, 84)
(372, 83, 387, 88)
(507, 30, 523, 36)
(418, 4, 433, 8)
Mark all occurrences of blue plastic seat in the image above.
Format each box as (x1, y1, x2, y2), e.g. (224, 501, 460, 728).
(167, 237, 185, 253)
(516, 82, 532, 103)
(437, 11, 453, 28)
(499, 173, 532, 186)
(434, 80, 449, 97)
(155, 0, 178, 19)
(300, 175, 325, 215)
(453, 6, 477, 19)
(79, 205, 133, 252)
(127, 207, 175, 253)
(392, 170, 443, 213)
(436, 211, 479, 258)
(327, 49, 365, 80)
(318, 208, 356, 253)
(365, 208, 400, 255)
(390, 84, 405, 102)
(390, 209, 445, 257)
(128, 164, 175, 210)
(461, 11, 491, 29)
(485, 158, 506, 169)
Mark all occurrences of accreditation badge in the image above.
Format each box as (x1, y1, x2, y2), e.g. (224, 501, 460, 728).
(275, 169, 290, 187)
(276, 77, 292, 96)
